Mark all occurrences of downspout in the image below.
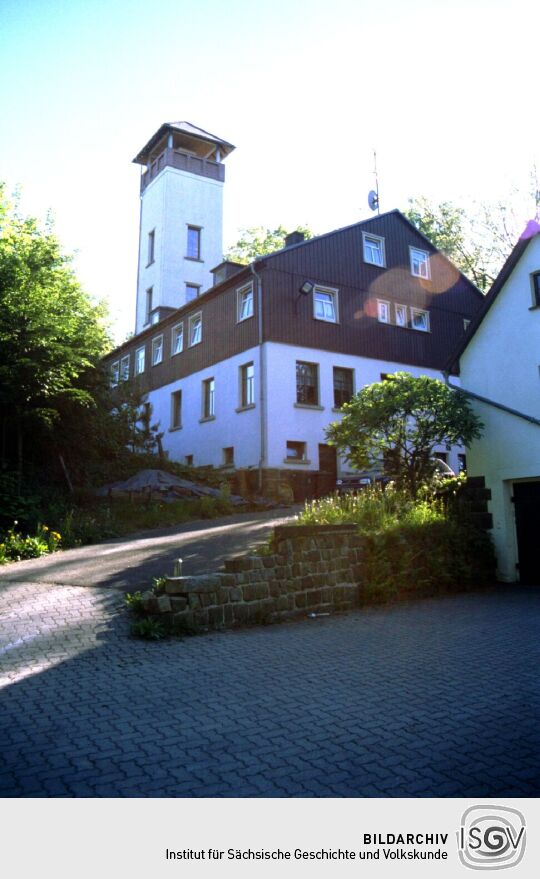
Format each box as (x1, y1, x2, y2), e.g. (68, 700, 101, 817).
(443, 372, 540, 427)
(250, 261, 266, 492)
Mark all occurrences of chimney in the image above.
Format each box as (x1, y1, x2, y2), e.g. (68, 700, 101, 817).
(284, 230, 305, 248)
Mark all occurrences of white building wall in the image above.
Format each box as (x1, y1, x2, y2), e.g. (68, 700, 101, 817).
(135, 167, 224, 333)
(263, 341, 464, 473)
(146, 345, 261, 469)
(459, 234, 540, 581)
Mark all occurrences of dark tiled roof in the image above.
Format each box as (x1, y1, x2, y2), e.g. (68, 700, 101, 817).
(133, 121, 235, 164)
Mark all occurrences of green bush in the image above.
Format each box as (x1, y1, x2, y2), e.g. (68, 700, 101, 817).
(0, 523, 62, 564)
(296, 487, 496, 602)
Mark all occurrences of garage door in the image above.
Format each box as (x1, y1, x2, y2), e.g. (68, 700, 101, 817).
(513, 481, 540, 584)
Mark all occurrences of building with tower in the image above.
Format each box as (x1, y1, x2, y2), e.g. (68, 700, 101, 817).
(104, 121, 484, 500)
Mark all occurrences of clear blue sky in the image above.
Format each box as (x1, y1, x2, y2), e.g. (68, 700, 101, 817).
(1, 0, 538, 341)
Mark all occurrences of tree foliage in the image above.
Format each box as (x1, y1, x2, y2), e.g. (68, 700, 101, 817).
(326, 373, 483, 497)
(0, 185, 110, 477)
(225, 224, 313, 264)
(404, 182, 540, 291)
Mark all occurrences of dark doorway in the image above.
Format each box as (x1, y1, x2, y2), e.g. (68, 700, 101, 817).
(513, 481, 540, 584)
(317, 444, 338, 497)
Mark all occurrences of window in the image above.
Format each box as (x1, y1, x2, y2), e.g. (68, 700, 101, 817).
(171, 323, 184, 356)
(111, 361, 120, 386)
(202, 377, 215, 418)
(286, 441, 307, 461)
(377, 300, 391, 323)
(185, 455, 193, 466)
(410, 247, 430, 279)
(296, 361, 319, 405)
(120, 354, 130, 382)
(463, 318, 471, 331)
(458, 453, 467, 472)
(189, 312, 202, 346)
(237, 283, 254, 322)
(145, 287, 153, 324)
(147, 230, 155, 266)
(395, 304, 408, 327)
(333, 367, 354, 408)
(152, 335, 163, 365)
(531, 272, 540, 307)
(170, 390, 182, 429)
(186, 225, 201, 260)
(185, 283, 200, 303)
(313, 286, 338, 322)
(135, 346, 145, 375)
(363, 232, 385, 267)
(240, 362, 255, 407)
(223, 447, 234, 467)
(410, 308, 430, 332)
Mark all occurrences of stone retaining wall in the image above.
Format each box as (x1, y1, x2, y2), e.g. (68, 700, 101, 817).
(141, 525, 364, 632)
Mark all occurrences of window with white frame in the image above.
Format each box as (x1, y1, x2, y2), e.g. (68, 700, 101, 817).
(171, 323, 184, 356)
(240, 362, 255, 407)
(410, 308, 429, 332)
(152, 335, 163, 365)
(363, 232, 385, 267)
(237, 283, 254, 322)
(313, 286, 338, 322)
(377, 300, 391, 324)
(170, 390, 182, 430)
(410, 247, 430, 279)
(395, 304, 408, 327)
(186, 225, 201, 260)
(120, 354, 130, 382)
(189, 312, 202, 346)
(111, 361, 120, 386)
(202, 377, 215, 418)
(135, 346, 145, 375)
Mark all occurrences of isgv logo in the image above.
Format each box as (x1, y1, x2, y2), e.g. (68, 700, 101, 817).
(458, 805, 526, 870)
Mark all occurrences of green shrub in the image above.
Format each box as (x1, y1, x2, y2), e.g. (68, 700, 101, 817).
(295, 487, 495, 602)
(0, 523, 62, 564)
(131, 618, 165, 640)
(124, 591, 145, 614)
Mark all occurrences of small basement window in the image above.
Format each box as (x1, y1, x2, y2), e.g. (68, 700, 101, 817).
(286, 440, 307, 461)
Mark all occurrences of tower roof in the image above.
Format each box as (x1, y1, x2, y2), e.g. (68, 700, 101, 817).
(133, 121, 235, 165)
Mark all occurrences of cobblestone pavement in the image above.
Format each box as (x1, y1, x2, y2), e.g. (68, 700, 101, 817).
(1, 580, 539, 797)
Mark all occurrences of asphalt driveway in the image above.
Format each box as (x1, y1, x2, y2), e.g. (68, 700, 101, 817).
(0, 507, 299, 590)
(1, 573, 539, 797)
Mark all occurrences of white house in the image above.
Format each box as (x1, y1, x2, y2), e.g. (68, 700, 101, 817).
(105, 121, 484, 501)
(450, 220, 540, 583)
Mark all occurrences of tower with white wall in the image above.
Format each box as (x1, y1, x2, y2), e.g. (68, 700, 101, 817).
(133, 122, 235, 334)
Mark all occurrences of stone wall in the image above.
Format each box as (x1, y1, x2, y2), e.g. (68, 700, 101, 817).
(141, 525, 364, 632)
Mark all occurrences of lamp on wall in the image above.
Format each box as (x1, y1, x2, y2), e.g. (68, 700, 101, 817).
(295, 279, 315, 315)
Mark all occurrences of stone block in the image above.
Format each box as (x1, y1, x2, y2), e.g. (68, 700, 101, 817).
(229, 586, 243, 602)
(208, 605, 224, 627)
(220, 574, 237, 587)
(224, 557, 253, 573)
(165, 577, 189, 595)
(188, 594, 201, 609)
(194, 608, 209, 627)
(218, 587, 230, 604)
(262, 556, 277, 568)
(170, 597, 187, 613)
(224, 604, 234, 625)
(295, 591, 307, 608)
(233, 603, 249, 623)
(201, 592, 217, 607)
(156, 595, 171, 613)
(243, 583, 269, 602)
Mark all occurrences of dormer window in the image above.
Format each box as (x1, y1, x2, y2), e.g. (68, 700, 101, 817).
(410, 247, 430, 279)
(363, 233, 386, 267)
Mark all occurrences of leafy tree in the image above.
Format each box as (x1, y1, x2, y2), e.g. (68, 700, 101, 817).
(404, 184, 540, 291)
(225, 224, 313, 264)
(0, 185, 110, 482)
(326, 373, 483, 497)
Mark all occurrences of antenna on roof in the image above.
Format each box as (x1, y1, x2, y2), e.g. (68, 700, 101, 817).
(367, 150, 380, 214)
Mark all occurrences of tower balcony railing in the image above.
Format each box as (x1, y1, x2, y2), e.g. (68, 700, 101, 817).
(140, 148, 225, 192)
